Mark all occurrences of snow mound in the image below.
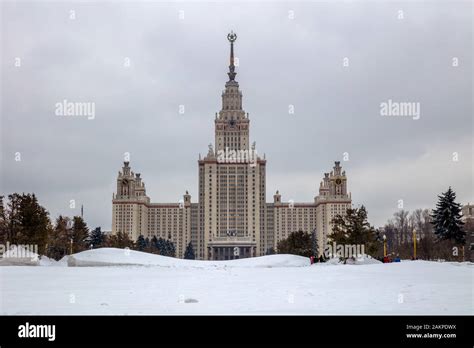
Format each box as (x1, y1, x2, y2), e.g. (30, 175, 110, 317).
(67, 248, 310, 268)
(322, 255, 382, 266)
(0, 245, 40, 266)
(39, 255, 68, 267)
(57, 256, 69, 266)
(38, 255, 54, 266)
(346, 256, 382, 265)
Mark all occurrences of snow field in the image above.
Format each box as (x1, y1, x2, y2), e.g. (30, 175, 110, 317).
(0, 248, 471, 315)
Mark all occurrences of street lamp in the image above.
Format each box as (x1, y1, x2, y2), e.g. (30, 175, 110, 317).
(383, 234, 387, 258)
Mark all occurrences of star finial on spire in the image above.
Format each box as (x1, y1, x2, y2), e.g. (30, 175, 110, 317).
(227, 31, 237, 81)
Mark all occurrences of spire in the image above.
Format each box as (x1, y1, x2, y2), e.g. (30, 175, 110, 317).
(227, 31, 237, 81)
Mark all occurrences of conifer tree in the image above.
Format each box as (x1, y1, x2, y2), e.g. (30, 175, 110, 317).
(3, 193, 22, 243)
(150, 236, 159, 254)
(311, 228, 318, 259)
(167, 240, 176, 257)
(430, 187, 465, 245)
(136, 235, 147, 251)
(184, 241, 195, 259)
(330, 205, 378, 262)
(71, 216, 89, 253)
(0, 195, 5, 245)
(144, 237, 152, 253)
(156, 237, 165, 254)
(89, 227, 105, 249)
(17, 193, 51, 254)
(109, 231, 135, 249)
(47, 215, 70, 260)
(276, 230, 312, 257)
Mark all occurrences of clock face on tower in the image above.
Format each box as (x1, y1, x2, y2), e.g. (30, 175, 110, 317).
(335, 178, 342, 185)
(229, 119, 236, 127)
(122, 179, 128, 186)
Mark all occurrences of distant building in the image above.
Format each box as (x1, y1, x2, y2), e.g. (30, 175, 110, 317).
(461, 204, 473, 221)
(111, 32, 352, 260)
(461, 203, 474, 262)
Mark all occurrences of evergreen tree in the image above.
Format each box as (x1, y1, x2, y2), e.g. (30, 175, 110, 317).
(430, 187, 466, 245)
(47, 215, 70, 260)
(71, 216, 89, 253)
(184, 242, 195, 259)
(106, 231, 135, 249)
(3, 193, 22, 243)
(0, 195, 6, 244)
(167, 240, 176, 257)
(330, 205, 379, 262)
(150, 236, 159, 254)
(16, 193, 51, 254)
(156, 237, 165, 254)
(311, 228, 318, 259)
(89, 227, 105, 249)
(144, 237, 152, 253)
(160, 233, 177, 257)
(276, 230, 312, 257)
(136, 235, 147, 251)
(156, 237, 169, 256)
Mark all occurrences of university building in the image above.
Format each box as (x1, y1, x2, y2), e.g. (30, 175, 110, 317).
(112, 32, 352, 260)
(461, 203, 474, 262)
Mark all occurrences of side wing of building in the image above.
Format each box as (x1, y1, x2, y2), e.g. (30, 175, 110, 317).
(112, 162, 193, 259)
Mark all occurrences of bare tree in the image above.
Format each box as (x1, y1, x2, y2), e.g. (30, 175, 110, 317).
(393, 210, 410, 244)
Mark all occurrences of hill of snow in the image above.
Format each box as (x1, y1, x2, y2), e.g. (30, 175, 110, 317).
(323, 255, 382, 265)
(67, 248, 310, 268)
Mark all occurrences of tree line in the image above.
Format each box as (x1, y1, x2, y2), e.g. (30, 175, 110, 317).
(381, 187, 468, 260)
(276, 187, 471, 262)
(276, 205, 381, 263)
(0, 193, 195, 261)
(1, 187, 470, 262)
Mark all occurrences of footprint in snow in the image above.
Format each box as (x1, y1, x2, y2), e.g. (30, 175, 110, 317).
(184, 298, 199, 303)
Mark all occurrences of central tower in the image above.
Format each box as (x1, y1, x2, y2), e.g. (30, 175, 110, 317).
(197, 32, 267, 260)
(215, 31, 250, 153)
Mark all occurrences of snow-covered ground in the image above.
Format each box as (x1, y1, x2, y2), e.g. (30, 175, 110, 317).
(0, 248, 472, 315)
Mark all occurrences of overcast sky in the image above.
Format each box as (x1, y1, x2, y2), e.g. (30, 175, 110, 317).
(1, 0, 472, 230)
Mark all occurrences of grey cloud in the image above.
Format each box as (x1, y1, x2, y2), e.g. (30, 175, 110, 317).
(1, 1, 472, 229)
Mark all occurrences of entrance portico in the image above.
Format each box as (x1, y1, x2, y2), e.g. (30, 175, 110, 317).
(208, 237, 256, 260)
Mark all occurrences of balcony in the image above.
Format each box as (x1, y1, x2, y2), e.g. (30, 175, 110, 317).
(210, 235, 255, 246)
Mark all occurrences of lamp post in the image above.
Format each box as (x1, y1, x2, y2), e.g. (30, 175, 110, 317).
(70, 238, 73, 255)
(412, 229, 417, 260)
(383, 234, 387, 258)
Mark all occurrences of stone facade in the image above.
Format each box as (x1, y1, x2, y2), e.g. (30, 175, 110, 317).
(461, 203, 474, 262)
(112, 33, 352, 260)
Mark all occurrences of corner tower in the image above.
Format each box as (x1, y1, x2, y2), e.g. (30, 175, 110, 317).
(112, 161, 150, 240)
